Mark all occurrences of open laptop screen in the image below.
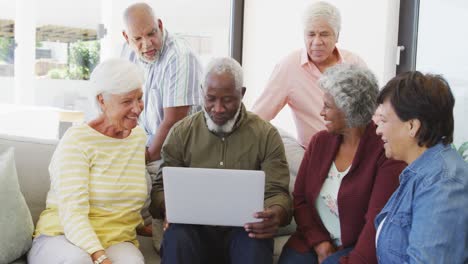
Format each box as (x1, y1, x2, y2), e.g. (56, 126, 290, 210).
(163, 167, 265, 227)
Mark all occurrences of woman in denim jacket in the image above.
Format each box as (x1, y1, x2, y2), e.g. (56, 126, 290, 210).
(374, 71, 468, 263)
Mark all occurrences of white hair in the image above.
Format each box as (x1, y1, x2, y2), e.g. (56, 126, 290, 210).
(302, 1, 341, 38)
(203, 57, 243, 92)
(89, 58, 144, 114)
(123, 2, 158, 31)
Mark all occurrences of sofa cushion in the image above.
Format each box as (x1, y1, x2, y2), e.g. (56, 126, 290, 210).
(0, 135, 56, 224)
(8, 255, 27, 264)
(277, 127, 304, 186)
(276, 127, 304, 236)
(0, 146, 34, 264)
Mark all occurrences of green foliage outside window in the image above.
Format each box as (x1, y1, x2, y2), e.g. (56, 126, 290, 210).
(0, 37, 14, 63)
(48, 40, 100, 80)
(453, 142, 468, 162)
(68, 40, 100, 80)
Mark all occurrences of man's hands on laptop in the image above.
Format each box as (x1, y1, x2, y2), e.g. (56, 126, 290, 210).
(160, 203, 287, 238)
(244, 205, 286, 239)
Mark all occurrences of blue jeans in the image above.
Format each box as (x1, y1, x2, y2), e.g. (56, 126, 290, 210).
(278, 246, 354, 264)
(161, 224, 273, 264)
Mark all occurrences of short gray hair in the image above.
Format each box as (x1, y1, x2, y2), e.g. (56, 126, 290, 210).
(302, 1, 341, 38)
(90, 58, 144, 113)
(203, 57, 243, 92)
(318, 64, 379, 128)
(123, 3, 158, 31)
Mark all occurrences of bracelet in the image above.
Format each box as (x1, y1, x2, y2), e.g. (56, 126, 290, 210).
(93, 254, 108, 264)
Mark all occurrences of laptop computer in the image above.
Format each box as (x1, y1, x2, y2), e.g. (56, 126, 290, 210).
(163, 167, 265, 227)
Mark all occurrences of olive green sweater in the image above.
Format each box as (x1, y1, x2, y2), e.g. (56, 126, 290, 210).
(150, 104, 292, 222)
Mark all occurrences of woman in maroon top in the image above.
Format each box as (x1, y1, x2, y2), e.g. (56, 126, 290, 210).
(278, 64, 406, 264)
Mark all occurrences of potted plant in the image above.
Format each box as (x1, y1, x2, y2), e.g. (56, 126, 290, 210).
(453, 142, 468, 162)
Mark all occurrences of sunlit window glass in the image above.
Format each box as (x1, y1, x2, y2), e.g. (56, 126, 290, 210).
(0, 19, 15, 77)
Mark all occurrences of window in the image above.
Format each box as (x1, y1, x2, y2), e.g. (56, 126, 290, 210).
(0, 1, 15, 104)
(0, 19, 15, 77)
(417, 0, 468, 147)
(35, 26, 100, 80)
(398, 0, 468, 147)
(0, 0, 235, 139)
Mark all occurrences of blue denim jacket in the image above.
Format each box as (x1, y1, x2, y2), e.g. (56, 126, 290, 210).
(375, 143, 468, 264)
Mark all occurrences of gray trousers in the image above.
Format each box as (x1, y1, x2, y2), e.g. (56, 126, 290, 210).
(27, 235, 145, 264)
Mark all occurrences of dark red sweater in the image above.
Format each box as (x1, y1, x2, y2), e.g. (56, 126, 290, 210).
(285, 122, 406, 264)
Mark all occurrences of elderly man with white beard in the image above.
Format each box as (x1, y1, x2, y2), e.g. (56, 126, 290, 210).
(150, 57, 292, 264)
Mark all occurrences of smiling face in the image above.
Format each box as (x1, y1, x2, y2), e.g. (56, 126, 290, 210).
(98, 88, 144, 132)
(320, 92, 347, 134)
(123, 10, 164, 63)
(304, 18, 338, 68)
(376, 99, 415, 162)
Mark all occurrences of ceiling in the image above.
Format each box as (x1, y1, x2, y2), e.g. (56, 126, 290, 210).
(0, 19, 97, 43)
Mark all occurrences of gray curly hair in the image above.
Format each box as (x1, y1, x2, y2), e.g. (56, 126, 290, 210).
(203, 57, 243, 92)
(318, 64, 379, 128)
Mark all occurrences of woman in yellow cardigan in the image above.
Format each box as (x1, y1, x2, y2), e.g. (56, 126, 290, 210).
(28, 59, 147, 264)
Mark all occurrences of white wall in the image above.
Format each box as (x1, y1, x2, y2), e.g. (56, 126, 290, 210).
(242, 0, 400, 137)
(34, 79, 90, 108)
(36, 0, 100, 29)
(0, 1, 15, 19)
(0, 77, 15, 103)
(2, 0, 100, 26)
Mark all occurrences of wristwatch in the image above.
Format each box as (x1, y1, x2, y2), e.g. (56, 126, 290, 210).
(93, 254, 108, 264)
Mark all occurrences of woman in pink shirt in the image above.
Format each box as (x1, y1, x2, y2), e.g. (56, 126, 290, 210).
(252, 1, 365, 147)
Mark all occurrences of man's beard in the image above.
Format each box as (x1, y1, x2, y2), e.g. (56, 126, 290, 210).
(203, 104, 242, 134)
(138, 50, 161, 64)
(138, 30, 163, 64)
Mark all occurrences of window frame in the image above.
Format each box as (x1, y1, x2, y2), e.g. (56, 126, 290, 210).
(230, 0, 244, 65)
(396, 0, 420, 74)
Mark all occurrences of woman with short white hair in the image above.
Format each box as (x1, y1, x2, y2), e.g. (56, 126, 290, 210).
(28, 58, 147, 264)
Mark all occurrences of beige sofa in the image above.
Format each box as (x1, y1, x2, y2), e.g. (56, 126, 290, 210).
(0, 128, 303, 264)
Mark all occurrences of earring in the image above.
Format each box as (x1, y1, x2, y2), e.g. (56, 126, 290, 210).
(410, 132, 415, 137)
